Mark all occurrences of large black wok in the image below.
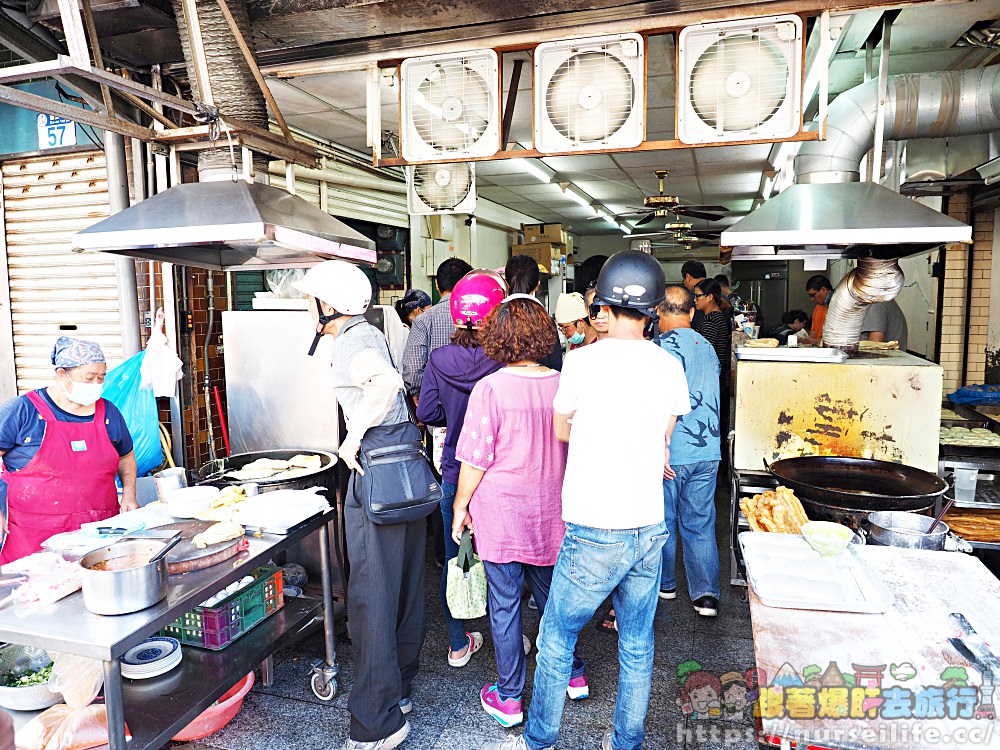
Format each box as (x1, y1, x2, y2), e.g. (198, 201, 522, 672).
(765, 456, 948, 511)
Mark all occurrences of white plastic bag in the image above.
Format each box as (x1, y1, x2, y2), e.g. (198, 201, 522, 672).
(47, 654, 103, 708)
(139, 309, 183, 397)
(266, 269, 307, 299)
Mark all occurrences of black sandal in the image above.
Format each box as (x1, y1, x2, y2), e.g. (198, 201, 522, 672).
(595, 609, 618, 634)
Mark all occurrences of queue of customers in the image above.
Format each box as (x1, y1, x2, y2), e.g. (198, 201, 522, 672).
(295, 249, 723, 750)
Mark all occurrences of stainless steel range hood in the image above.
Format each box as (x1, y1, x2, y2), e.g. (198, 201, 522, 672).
(721, 67, 1000, 259)
(720, 182, 971, 253)
(72, 180, 377, 270)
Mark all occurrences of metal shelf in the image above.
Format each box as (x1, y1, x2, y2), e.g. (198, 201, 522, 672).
(123, 596, 321, 750)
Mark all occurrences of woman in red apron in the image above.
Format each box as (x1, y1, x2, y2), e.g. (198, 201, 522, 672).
(0, 337, 138, 563)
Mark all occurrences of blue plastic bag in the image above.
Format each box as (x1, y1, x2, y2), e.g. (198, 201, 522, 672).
(103, 351, 164, 477)
(949, 385, 1000, 405)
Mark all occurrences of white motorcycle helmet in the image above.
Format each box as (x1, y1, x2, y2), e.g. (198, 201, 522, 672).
(293, 260, 372, 315)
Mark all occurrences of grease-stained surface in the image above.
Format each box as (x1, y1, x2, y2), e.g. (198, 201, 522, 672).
(734, 352, 942, 473)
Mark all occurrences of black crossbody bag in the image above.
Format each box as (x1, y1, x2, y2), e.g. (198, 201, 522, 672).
(353, 333, 442, 524)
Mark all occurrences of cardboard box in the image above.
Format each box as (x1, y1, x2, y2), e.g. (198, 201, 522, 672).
(511, 243, 565, 265)
(521, 223, 564, 245)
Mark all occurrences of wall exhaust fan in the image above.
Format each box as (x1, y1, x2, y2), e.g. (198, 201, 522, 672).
(400, 50, 500, 162)
(677, 15, 803, 144)
(407, 163, 477, 215)
(534, 33, 646, 153)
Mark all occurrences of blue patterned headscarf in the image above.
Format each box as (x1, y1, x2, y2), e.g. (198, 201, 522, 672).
(399, 289, 432, 313)
(51, 336, 106, 369)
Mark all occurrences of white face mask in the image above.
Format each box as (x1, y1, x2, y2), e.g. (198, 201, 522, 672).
(62, 379, 103, 406)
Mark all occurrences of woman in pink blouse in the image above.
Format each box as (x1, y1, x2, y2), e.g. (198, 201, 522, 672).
(452, 294, 588, 728)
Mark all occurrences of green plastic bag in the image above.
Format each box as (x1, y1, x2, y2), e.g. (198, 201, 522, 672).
(446, 530, 488, 619)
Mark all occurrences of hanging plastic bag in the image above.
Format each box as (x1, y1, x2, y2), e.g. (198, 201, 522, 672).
(446, 529, 488, 619)
(140, 309, 183, 397)
(47, 654, 103, 708)
(266, 269, 307, 299)
(102, 351, 163, 477)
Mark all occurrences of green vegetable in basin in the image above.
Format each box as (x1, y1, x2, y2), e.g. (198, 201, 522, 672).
(802, 521, 854, 558)
(2, 664, 52, 687)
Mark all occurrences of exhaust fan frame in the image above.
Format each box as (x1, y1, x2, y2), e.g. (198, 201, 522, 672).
(677, 14, 804, 145)
(400, 49, 501, 163)
(533, 33, 646, 154)
(407, 162, 477, 215)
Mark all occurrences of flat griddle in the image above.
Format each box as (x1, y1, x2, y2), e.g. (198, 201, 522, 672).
(152, 520, 245, 575)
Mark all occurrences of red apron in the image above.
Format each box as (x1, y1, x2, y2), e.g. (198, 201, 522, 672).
(0, 391, 120, 564)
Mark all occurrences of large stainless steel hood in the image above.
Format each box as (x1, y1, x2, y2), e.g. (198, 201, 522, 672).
(72, 180, 377, 270)
(720, 182, 971, 251)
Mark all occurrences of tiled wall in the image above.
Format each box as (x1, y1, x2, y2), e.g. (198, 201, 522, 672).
(940, 193, 994, 395)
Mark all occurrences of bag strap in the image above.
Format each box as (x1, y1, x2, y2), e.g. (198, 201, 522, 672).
(456, 529, 476, 573)
(373, 321, 418, 426)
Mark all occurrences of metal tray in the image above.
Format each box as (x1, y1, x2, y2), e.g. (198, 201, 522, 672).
(735, 347, 848, 363)
(738, 532, 895, 613)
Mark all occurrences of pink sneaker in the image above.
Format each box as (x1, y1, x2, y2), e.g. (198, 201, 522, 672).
(481, 682, 524, 727)
(567, 674, 590, 700)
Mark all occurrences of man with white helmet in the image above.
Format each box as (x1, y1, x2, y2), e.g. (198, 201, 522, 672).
(294, 260, 424, 750)
(554, 292, 597, 350)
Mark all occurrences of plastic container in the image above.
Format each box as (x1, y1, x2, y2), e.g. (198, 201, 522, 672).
(161, 566, 284, 650)
(164, 486, 221, 518)
(172, 672, 255, 741)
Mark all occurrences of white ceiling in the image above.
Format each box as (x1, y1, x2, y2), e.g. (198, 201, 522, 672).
(265, 2, 1000, 243)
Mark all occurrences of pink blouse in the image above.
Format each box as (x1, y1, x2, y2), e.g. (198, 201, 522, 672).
(455, 369, 567, 566)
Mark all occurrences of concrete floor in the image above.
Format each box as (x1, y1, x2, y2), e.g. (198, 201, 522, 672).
(181, 490, 758, 750)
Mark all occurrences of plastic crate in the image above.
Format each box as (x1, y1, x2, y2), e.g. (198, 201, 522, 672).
(162, 566, 284, 650)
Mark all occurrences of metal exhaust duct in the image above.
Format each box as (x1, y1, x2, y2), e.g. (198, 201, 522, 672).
(823, 256, 904, 352)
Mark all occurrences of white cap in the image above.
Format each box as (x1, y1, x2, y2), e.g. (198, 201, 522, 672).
(555, 292, 588, 325)
(292, 260, 372, 315)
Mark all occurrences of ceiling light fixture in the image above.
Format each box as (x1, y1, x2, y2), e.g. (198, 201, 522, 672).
(515, 158, 556, 184)
(561, 182, 595, 210)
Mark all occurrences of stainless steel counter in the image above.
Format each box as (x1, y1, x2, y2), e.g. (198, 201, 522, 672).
(0, 512, 337, 750)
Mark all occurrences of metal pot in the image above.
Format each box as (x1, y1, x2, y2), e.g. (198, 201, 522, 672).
(79, 540, 169, 615)
(864, 511, 949, 550)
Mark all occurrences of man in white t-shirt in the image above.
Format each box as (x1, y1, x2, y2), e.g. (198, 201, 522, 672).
(479, 250, 690, 750)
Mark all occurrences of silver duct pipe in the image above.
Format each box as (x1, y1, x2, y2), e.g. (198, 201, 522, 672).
(823, 257, 904, 351)
(796, 66, 1000, 184)
(796, 67, 1000, 348)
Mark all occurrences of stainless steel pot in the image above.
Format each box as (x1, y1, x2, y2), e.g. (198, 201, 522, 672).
(79, 540, 169, 615)
(864, 511, 949, 551)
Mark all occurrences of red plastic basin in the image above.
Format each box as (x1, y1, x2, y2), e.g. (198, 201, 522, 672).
(172, 672, 255, 741)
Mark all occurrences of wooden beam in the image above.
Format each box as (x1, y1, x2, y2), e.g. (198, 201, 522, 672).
(375, 130, 821, 168)
(0, 84, 153, 140)
(78, 0, 114, 118)
(500, 58, 523, 150)
(213, 0, 295, 143)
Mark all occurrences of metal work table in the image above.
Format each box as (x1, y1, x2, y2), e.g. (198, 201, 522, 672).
(0, 510, 338, 750)
(748, 545, 1000, 750)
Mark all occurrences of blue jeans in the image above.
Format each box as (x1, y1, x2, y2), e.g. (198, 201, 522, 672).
(439, 482, 469, 651)
(482, 560, 586, 700)
(524, 522, 668, 750)
(661, 461, 721, 600)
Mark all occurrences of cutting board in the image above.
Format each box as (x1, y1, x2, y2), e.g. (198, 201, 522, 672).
(153, 520, 245, 575)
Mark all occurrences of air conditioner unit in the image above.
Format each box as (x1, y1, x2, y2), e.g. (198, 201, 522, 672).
(407, 163, 476, 215)
(677, 15, 803, 145)
(534, 33, 645, 153)
(400, 49, 500, 162)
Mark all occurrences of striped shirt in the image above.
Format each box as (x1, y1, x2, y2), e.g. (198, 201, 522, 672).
(401, 294, 454, 395)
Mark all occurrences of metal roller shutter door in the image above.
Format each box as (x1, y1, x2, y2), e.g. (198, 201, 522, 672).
(3, 152, 121, 393)
(269, 163, 409, 228)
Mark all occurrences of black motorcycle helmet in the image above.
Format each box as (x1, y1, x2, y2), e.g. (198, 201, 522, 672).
(593, 249, 666, 318)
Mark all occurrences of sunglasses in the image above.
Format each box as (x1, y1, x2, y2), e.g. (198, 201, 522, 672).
(588, 303, 607, 319)
(693, 293, 707, 300)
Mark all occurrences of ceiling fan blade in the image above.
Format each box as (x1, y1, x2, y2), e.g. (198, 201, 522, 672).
(635, 212, 657, 227)
(673, 208, 726, 221)
(680, 204, 730, 212)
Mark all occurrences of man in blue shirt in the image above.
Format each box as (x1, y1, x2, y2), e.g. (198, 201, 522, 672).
(657, 285, 722, 617)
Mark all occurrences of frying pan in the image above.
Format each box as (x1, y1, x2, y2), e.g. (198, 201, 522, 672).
(765, 456, 948, 511)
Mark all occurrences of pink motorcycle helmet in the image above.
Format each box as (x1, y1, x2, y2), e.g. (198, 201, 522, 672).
(450, 269, 508, 330)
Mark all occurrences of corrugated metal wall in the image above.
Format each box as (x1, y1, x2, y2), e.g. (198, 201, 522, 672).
(2, 151, 121, 393)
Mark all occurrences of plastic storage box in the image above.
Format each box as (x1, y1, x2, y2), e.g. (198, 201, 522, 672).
(162, 566, 284, 650)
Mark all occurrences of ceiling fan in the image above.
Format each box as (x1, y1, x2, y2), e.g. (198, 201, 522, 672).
(615, 169, 730, 227)
(629, 220, 721, 241)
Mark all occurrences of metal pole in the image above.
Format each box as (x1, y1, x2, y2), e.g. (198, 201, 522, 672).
(871, 16, 893, 184)
(104, 130, 142, 356)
